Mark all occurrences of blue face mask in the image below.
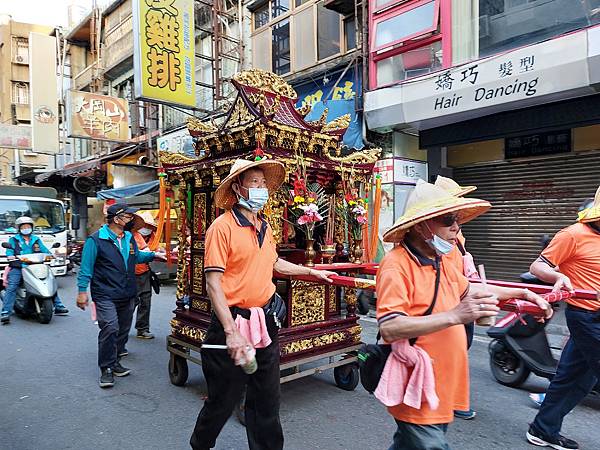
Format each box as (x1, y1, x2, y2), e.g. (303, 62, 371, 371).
(238, 187, 269, 212)
(425, 222, 455, 255)
(20, 228, 32, 236)
(427, 234, 455, 255)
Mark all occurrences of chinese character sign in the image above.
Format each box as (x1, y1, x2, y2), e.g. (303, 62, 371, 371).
(67, 91, 130, 141)
(133, 0, 195, 107)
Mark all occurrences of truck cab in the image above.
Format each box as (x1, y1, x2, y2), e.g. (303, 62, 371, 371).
(0, 186, 68, 277)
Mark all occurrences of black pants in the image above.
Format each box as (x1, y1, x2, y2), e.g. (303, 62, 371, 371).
(135, 271, 152, 333)
(190, 313, 283, 450)
(94, 298, 135, 369)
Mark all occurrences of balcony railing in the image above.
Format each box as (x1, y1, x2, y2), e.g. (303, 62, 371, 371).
(73, 61, 103, 91)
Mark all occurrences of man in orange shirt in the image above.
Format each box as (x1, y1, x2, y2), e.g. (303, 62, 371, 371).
(526, 188, 600, 450)
(377, 181, 551, 450)
(190, 157, 335, 450)
(132, 211, 158, 340)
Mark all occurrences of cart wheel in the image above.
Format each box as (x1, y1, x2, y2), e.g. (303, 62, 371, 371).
(235, 390, 246, 427)
(169, 353, 189, 386)
(334, 364, 359, 391)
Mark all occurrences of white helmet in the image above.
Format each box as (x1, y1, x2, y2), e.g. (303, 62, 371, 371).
(15, 216, 34, 228)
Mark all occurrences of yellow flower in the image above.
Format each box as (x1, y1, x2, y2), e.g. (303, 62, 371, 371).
(294, 196, 305, 203)
(348, 200, 356, 206)
(307, 197, 316, 203)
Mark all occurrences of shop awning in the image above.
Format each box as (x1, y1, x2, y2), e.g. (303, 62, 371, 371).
(96, 180, 160, 200)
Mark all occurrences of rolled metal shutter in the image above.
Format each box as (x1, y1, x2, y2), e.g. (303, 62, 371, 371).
(453, 150, 600, 281)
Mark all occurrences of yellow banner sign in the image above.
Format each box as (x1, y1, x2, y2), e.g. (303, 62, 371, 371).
(133, 0, 195, 108)
(67, 91, 130, 141)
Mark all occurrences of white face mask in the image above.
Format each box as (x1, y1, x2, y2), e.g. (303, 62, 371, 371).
(424, 222, 455, 256)
(138, 227, 152, 236)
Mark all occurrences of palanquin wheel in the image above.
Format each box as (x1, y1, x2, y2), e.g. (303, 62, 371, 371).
(334, 364, 360, 391)
(169, 353, 189, 386)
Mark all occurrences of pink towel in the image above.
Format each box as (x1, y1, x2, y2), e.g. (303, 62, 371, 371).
(374, 339, 439, 410)
(235, 307, 272, 349)
(462, 252, 479, 279)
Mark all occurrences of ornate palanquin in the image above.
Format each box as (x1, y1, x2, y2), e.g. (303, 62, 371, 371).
(161, 69, 379, 364)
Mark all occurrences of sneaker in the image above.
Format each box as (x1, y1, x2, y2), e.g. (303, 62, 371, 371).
(529, 393, 546, 408)
(112, 362, 131, 377)
(99, 368, 115, 388)
(1, 312, 10, 325)
(137, 330, 155, 339)
(526, 425, 579, 450)
(54, 305, 69, 315)
(117, 349, 129, 358)
(454, 409, 477, 420)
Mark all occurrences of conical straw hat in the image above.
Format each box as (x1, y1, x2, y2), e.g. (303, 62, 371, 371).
(578, 186, 600, 223)
(383, 180, 491, 243)
(214, 158, 286, 210)
(434, 175, 476, 197)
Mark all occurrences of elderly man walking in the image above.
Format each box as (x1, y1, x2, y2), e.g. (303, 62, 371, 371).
(376, 181, 551, 450)
(190, 157, 335, 450)
(76, 204, 161, 388)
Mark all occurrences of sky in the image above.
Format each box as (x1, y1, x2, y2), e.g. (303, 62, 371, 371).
(0, 0, 112, 28)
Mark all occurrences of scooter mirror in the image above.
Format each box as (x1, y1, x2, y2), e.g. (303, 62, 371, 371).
(51, 242, 60, 249)
(1, 242, 12, 249)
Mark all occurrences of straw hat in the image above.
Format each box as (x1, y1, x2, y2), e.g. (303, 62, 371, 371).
(577, 186, 600, 223)
(135, 210, 158, 230)
(215, 158, 286, 210)
(383, 180, 491, 243)
(434, 175, 476, 197)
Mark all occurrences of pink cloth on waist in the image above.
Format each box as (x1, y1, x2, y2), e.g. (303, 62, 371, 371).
(374, 339, 439, 410)
(235, 307, 272, 349)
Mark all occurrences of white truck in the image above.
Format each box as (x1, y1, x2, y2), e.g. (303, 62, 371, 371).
(0, 186, 68, 277)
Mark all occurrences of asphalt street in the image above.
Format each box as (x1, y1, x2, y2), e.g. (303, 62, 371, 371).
(1, 272, 599, 450)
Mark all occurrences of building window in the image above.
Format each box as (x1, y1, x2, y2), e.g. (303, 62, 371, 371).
(252, 0, 354, 75)
(317, 3, 341, 60)
(344, 16, 356, 51)
(369, 0, 448, 89)
(372, 0, 439, 51)
(254, 3, 270, 28)
(478, 0, 600, 58)
(12, 82, 29, 105)
(12, 37, 29, 64)
(272, 0, 289, 18)
(272, 19, 291, 75)
(376, 40, 442, 86)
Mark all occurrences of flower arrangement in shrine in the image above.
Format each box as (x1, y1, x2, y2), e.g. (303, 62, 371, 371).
(341, 190, 369, 242)
(290, 175, 323, 240)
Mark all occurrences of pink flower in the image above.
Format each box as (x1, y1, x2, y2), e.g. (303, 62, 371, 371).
(357, 215, 368, 224)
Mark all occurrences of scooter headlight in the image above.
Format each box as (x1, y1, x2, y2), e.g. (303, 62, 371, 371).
(55, 246, 67, 255)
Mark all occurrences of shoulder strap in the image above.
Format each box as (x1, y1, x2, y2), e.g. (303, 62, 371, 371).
(456, 240, 466, 256)
(377, 257, 442, 345)
(10, 236, 21, 256)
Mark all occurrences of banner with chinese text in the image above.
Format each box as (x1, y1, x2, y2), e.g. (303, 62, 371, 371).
(67, 91, 130, 141)
(133, 0, 195, 108)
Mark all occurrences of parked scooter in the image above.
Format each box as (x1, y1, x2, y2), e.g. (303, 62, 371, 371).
(0, 242, 61, 324)
(487, 224, 599, 394)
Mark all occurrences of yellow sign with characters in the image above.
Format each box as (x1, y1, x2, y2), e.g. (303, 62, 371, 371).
(133, 0, 195, 107)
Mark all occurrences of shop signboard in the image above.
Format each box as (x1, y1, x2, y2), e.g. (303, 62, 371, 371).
(133, 0, 196, 108)
(67, 91, 130, 141)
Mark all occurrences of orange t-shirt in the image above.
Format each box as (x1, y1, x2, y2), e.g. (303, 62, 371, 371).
(133, 232, 151, 275)
(376, 242, 470, 425)
(204, 206, 278, 309)
(540, 222, 600, 311)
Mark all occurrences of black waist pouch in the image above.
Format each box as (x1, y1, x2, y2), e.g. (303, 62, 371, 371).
(358, 343, 391, 394)
(264, 293, 287, 328)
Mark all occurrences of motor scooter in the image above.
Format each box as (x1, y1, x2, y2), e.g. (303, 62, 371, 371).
(487, 231, 599, 394)
(0, 242, 61, 324)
